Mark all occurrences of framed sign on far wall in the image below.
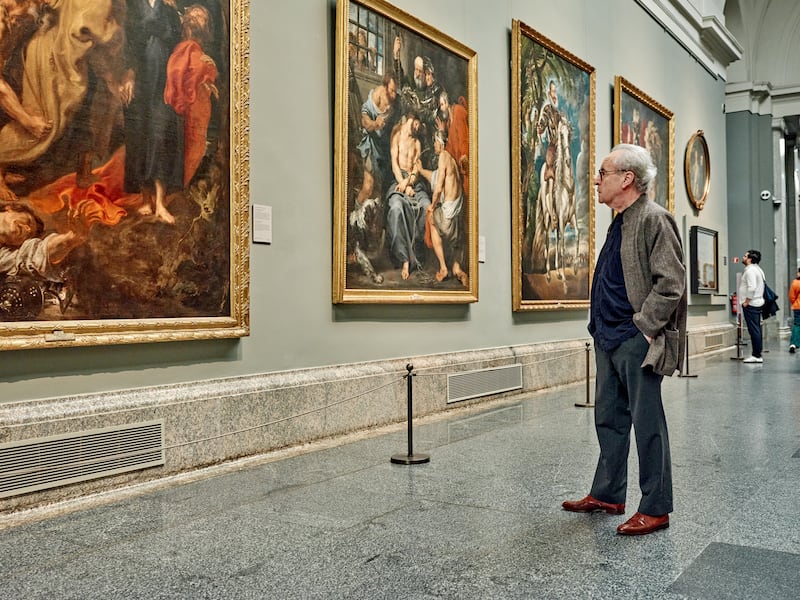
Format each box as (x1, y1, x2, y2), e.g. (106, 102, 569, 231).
(614, 76, 674, 213)
(0, 0, 250, 351)
(511, 19, 595, 311)
(332, 0, 478, 304)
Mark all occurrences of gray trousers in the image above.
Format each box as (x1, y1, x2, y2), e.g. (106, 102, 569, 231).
(590, 333, 673, 516)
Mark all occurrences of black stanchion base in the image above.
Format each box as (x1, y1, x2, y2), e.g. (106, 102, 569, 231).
(679, 373, 698, 378)
(731, 343, 746, 360)
(574, 402, 594, 408)
(390, 453, 430, 465)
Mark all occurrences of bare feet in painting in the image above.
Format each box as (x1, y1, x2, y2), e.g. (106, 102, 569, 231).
(155, 202, 176, 225)
(137, 199, 175, 224)
(154, 180, 175, 224)
(435, 267, 448, 282)
(21, 113, 52, 140)
(453, 263, 469, 288)
(401, 261, 410, 280)
(138, 187, 154, 216)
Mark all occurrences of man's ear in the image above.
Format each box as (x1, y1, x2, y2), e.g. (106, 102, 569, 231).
(621, 171, 635, 190)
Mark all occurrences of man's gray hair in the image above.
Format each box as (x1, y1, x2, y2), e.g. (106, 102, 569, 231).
(611, 143, 657, 195)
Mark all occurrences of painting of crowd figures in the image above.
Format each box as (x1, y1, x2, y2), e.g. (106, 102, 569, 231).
(333, 0, 478, 304)
(0, 0, 250, 349)
(614, 76, 674, 213)
(511, 20, 595, 311)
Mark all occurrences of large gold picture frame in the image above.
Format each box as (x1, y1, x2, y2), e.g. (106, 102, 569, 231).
(333, 0, 478, 304)
(511, 20, 595, 311)
(0, 0, 250, 350)
(613, 76, 674, 212)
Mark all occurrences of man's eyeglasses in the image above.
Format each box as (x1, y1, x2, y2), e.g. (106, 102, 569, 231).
(597, 169, 628, 180)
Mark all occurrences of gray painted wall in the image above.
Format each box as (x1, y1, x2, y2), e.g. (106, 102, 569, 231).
(0, 0, 730, 404)
(725, 111, 776, 292)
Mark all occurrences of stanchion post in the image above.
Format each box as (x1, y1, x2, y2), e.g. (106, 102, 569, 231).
(731, 312, 744, 360)
(391, 364, 430, 465)
(575, 342, 594, 408)
(679, 332, 697, 378)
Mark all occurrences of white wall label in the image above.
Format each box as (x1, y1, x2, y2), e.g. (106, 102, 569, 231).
(252, 204, 272, 244)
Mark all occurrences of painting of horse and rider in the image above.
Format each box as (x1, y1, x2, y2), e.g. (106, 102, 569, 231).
(511, 20, 595, 311)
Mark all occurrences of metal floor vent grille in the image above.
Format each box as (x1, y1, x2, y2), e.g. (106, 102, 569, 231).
(0, 421, 164, 499)
(447, 364, 523, 404)
(705, 333, 724, 351)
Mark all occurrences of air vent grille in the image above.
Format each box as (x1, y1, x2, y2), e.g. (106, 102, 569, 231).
(705, 333, 724, 351)
(447, 364, 523, 404)
(0, 421, 164, 498)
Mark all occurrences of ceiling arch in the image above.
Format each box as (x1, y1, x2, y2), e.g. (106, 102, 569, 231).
(725, 0, 800, 87)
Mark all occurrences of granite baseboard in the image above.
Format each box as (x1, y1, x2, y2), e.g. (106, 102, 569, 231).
(0, 328, 734, 515)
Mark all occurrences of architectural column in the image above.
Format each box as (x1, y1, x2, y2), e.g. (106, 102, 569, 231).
(793, 143, 800, 271)
(772, 117, 789, 336)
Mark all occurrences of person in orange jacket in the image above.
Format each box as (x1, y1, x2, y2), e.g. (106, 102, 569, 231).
(789, 267, 800, 353)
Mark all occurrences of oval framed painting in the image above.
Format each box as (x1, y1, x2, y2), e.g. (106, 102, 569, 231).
(685, 130, 710, 210)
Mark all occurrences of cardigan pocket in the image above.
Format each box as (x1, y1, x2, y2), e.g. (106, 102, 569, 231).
(642, 328, 680, 376)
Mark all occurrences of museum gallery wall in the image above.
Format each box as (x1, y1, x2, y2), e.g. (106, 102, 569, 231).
(0, 0, 729, 404)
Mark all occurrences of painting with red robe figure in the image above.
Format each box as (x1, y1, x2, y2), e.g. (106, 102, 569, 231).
(614, 76, 674, 213)
(0, 0, 249, 350)
(332, 0, 478, 304)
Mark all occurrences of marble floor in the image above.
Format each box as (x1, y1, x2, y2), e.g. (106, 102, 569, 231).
(1, 345, 799, 599)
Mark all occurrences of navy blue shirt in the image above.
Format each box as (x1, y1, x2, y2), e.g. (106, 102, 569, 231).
(589, 213, 639, 352)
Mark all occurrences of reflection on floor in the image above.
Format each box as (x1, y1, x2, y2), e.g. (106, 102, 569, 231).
(1, 348, 799, 599)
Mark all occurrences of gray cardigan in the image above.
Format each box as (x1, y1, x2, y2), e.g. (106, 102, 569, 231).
(620, 195, 688, 375)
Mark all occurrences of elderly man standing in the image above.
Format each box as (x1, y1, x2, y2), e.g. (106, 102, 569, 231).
(562, 143, 687, 536)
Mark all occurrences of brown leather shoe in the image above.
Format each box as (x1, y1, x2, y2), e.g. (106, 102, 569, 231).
(616, 512, 669, 535)
(562, 495, 625, 515)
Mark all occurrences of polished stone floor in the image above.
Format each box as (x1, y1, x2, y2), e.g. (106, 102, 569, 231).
(1, 345, 799, 599)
